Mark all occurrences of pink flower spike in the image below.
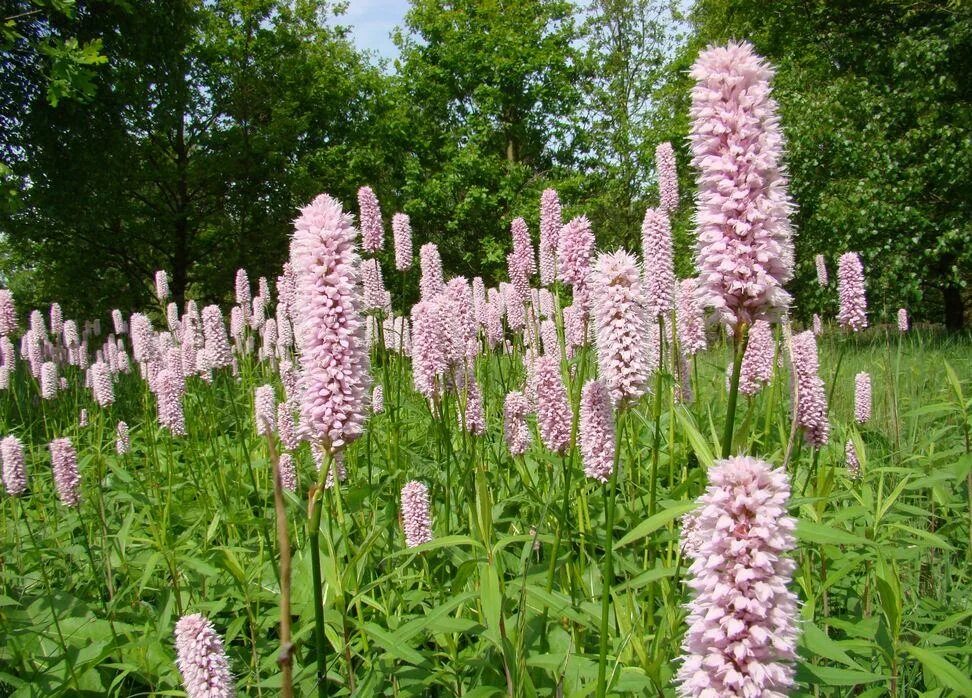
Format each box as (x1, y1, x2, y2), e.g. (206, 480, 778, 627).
(357, 185, 384, 253)
(815, 254, 828, 286)
(854, 372, 871, 424)
(655, 141, 678, 213)
(845, 439, 861, 479)
(49, 437, 81, 507)
(897, 308, 908, 332)
(174, 613, 235, 698)
(0, 289, 16, 336)
(690, 41, 795, 328)
(419, 243, 444, 300)
(837, 252, 867, 332)
(278, 453, 297, 492)
(1, 435, 27, 496)
(641, 207, 675, 316)
(534, 356, 571, 454)
(676, 456, 799, 697)
(790, 330, 829, 447)
(401, 481, 433, 548)
(155, 270, 170, 300)
(290, 194, 371, 453)
(392, 212, 413, 270)
(539, 189, 562, 286)
(254, 385, 276, 436)
(738, 320, 774, 396)
(116, 421, 130, 455)
(676, 278, 706, 356)
(579, 379, 615, 482)
(503, 391, 531, 456)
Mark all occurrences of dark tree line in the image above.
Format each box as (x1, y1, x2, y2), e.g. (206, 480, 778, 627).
(1, 0, 968, 328)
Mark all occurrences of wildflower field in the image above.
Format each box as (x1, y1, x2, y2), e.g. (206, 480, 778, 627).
(2, 41, 972, 698)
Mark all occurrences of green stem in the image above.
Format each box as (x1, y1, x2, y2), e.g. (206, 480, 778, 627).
(722, 324, 750, 459)
(596, 413, 625, 698)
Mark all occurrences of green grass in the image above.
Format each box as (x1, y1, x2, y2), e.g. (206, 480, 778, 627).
(1, 323, 970, 696)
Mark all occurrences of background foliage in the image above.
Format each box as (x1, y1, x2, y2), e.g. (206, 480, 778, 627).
(1, 0, 969, 327)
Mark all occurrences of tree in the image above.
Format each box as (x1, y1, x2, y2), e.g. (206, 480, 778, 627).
(392, 0, 584, 283)
(685, 0, 971, 328)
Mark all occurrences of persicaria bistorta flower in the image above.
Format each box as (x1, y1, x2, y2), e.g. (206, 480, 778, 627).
(401, 480, 433, 548)
(372, 385, 384, 414)
(50, 303, 63, 337)
(40, 361, 58, 399)
(361, 258, 386, 312)
(49, 437, 81, 507)
(155, 270, 169, 300)
(392, 212, 413, 270)
(278, 453, 297, 492)
(655, 141, 679, 214)
(1, 435, 27, 496)
(557, 216, 595, 301)
(897, 308, 908, 332)
(676, 456, 799, 697)
(790, 330, 829, 446)
(590, 250, 652, 406)
(812, 313, 822, 336)
(201, 306, 233, 369)
(235, 269, 251, 320)
(534, 356, 571, 453)
(290, 194, 371, 453)
(357, 185, 384, 253)
(539, 189, 562, 286)
(419, 242, 444, 301)
(641, 207, 675, 316)
(254, 385, 275, 436)
(689, 41, 795, 328)
(510, 217, 536, 279)
(676, 278, 707, 356)
(579, 379, 615, 482)
(503, 391, 531, 456)
(738, 320, 774, 396)
(0, 289, 16, 336)
(815, 254, 828, 287)
(174, 613, 235, 698)
(116, 421, 130, 455)
(91, 361, 114, 407)
(460, 375, 485, 436)
(410, 300, 448, 400)
(837, 252, 867, 332)
(854, 372, 871, 424)
(845, 439, 861, 479)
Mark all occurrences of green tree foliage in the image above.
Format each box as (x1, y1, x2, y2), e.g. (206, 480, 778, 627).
(683, 0, 971, 328)
(392, 0, 584, 283)
(1, 0, 391, 315)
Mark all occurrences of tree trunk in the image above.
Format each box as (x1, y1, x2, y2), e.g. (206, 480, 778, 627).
(943, 283, 965, 331)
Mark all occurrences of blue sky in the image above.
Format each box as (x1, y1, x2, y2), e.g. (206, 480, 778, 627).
(338, 0, 411, 61)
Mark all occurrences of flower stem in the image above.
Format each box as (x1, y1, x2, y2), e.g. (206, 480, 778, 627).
(596, 413, 625, 698)
(722, 324, 749, 459)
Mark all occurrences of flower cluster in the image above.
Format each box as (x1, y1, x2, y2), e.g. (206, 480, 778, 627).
(579, 379, 615, 482)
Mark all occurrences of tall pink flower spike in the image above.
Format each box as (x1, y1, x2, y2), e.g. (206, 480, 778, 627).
(690, 41, 795, 329)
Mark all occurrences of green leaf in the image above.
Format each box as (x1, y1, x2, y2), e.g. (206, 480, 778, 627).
(903, 644, 972, 697)
(388, 535, 485, 558)
(615, 501, 698, 549)
(794, 520, 872, 547)
(800, 621, 863, 669)
(674, 407, 715, 469)
(360, 623, 427, 666)
(797, 662, 887, 686)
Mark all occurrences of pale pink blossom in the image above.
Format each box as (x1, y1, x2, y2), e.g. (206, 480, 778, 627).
(738, 320, 774, 396)
(656, 141, 679, 213)
(790, 330, 829, 446)
(579, 379, 615, 482)
(1, 435, 27, 496)
(174, 613, 235, 698)
(401, 480, 433, 547)
(676, 279, 707, 356)
(641, 207, 675, 316)
(534, 356, 571, 453)
(49, 437, 81, 507)
(503, 391, 531, 456)
(837, 252, 867, 332)
(539, 189, 562, 286)
(357, 185, 384, 253)
(854, 372, 871, 424)
(393, 212, 413, 270)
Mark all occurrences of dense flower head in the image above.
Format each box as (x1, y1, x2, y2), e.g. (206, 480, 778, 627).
(401, 480, 433, 548)
(250, 296, 266, 331)
(461, 375, 485, 435)
(419, 242, 445, 300)
(504, 284, 526, 332)
(278, 452, 297, 492)
(854, 372, 871, 424)
(540, 319, 559, 356)
(579, 379, 615, 482)
(254, 385, 276, 436)
(534, 355, 572, 453)
(557, 216, 595, 296)
(845, 439, 861, 479)
(641, 207, 676, 316)
(676, 456, 799, 697)
(590, 250, 652, 406)
(738, 320, 774, 396)
(229, 306, 244, 340)
(562, 303, 586, 358)
(201, 306, 233, 369)
(539, 189, 562, 286)
(503, 391, 532, 456)
(837, 252, 867, 332)
(676, 278, 707, 356)
(510, 217, 536, 278)
(40, 361, 58, 399)
(815, 254, 828, 287)
(63, 319, 80, 349)
(357, 185, 384, 253)
(0, 289, 16, 335)
(372, 384, 384, 414)
(116, 421, 130, 455)
(0, 366, 8, 390)
(484, 301, 503, 349)
(91, 361, 114, 407)
(156, 369, 186, 436)
(155, 270, 169, 300)
(49, 303, 63, 338)
(441, 277, 476, 363)
(174, 613, 235, 698)
(389, 212, 413, 271)
(410, 299, 448, 400)
(1, 435, 27, 496)
(656, 141, 679, 213)
(897, 308, 908, 332)
(49, 437, 81, 507)
(812, 313, 822, 336)
(361, 258, 387, 312)
(79, 409, 88, 427)
(235, 269, 251, 318)
(29, 309, 46, 336)
(790, 330, 829, 446)
(290, 194, 371, 453)
(689, 41, 795, 328)
(276, 403, 299, 450)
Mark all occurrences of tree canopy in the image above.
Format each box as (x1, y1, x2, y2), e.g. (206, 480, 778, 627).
(1, 0, 968, 327)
